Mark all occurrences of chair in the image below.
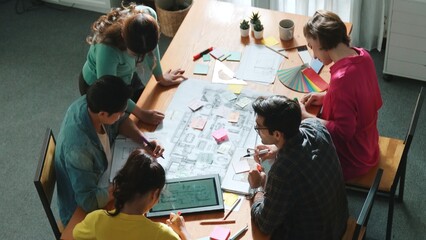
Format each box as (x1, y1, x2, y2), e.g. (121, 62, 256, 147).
(34, 128, 62, 239)
(346, 87, 424, 240)
(342, 168, 383, 240)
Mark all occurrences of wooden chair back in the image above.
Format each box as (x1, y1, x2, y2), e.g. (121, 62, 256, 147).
(342, 168, 383, 240)
(34, 128, 61, 239)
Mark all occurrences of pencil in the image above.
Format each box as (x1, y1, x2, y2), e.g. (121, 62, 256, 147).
(223, 198, 241, 220)
(199, 219, 236, 225)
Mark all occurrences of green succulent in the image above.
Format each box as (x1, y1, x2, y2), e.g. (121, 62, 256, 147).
(240, 19, 249, 30)
(250, 12, 261, 24)
(253, 21, 264, 31)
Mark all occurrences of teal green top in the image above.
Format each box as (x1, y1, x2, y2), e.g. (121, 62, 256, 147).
(81, 6, 162, 112)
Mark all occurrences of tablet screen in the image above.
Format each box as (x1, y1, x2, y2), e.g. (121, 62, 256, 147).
(147, 174, 224, 217)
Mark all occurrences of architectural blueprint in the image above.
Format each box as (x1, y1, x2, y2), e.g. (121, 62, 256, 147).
(111, 79, 270, 194)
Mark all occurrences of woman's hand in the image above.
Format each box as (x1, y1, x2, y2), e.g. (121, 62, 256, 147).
(166, 213, 192, 240)
(158, 68, 188, 86)
(301, 92, 325, 107)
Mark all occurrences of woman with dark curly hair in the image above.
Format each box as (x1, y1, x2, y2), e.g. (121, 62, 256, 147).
(73, 149, 192, 240)
(79, 3, 187, 125)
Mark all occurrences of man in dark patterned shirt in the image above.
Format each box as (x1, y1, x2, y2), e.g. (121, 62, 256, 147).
(248, 95, 348, 240)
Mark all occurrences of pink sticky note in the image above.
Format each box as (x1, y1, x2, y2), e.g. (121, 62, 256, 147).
(212, 128, 228, 143)
(210, 226, 231, 240)
(190, 117, 207, 130)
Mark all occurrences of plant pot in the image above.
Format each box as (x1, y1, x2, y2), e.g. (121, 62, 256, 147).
(253, 30, 263, 39)
(155, 0, 193, 37)
(240, 28, 249, 37)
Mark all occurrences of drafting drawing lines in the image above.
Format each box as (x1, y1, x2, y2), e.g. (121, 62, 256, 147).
(164, 86, 257, 180)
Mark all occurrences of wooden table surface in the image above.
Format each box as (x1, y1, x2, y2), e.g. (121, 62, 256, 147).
(61, 0, 352, 239)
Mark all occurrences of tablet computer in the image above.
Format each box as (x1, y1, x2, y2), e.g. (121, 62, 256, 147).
(147, 174, 224, 217)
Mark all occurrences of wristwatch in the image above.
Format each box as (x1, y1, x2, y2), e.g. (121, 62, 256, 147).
(247, 186, 264, 200)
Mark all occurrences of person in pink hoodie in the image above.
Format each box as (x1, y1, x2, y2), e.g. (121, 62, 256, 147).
(300, 10, 382, 180)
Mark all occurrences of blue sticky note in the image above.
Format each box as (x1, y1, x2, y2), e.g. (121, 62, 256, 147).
(202, 54, 211, 62)
(193, 63, 209, 75)
(226, 51, 241, 62)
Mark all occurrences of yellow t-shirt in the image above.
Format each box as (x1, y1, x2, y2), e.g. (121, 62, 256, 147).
(73, 210, 180, 240)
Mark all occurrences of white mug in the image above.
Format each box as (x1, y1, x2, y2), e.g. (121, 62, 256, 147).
(279, 19, 295, 41)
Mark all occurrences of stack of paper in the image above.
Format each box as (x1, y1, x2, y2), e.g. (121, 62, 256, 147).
(277, 65, 329, 93)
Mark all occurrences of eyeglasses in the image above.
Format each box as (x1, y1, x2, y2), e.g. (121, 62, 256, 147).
(254, 126, 268, 133)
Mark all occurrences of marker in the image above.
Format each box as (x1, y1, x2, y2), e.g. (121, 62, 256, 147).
(229, 224, 249, 240)
(172, 211, 181, 222)
(141, 135, 165, 159)
(243, 149, 269, 158)
(193, 47, 213, 61)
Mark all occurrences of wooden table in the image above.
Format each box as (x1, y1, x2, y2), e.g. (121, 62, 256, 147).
(61, 0, 352, 239)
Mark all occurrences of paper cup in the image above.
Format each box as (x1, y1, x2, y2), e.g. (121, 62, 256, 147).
(279, 19, 295, 41)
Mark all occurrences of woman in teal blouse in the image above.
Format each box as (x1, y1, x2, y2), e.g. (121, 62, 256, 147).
(79, 3, 187, 125)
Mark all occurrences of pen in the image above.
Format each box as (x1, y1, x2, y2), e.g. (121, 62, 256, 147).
(243, 149, 269, 158)
(199, 219, 236, 225)
(223, 198, 241, 220)
(193, 47, 213, 61)
(172, 211, 181, 221)
(141, 134, 165, 159)
(229, 224, 249, 240)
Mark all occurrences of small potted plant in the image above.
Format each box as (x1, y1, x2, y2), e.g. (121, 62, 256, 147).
(240, 19, 250, 37)
(250, 12, 261, 31)
(253, 21, 264, 39)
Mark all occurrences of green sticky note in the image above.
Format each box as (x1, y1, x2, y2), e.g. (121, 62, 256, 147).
(202, 54, 211, 62)
(193, 63, 209, 75)
(218, 52, 232, 61)
(226, 51, 241, 62)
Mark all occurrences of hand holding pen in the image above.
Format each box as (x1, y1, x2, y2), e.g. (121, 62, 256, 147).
(140, 134, 165, 159)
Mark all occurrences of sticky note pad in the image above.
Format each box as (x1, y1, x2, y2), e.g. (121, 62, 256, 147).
(210, 226, 231, 240)
(210, 48, 224, 59)
(212, 128, 228, 143)
(228, 111, 240, 123)
(193, 63, 209, 75)
(218, 52, 232, 62)
(227, 84, 243, 94)
(235, 97, 251, 108)
(202, 54, 211, 62)
(190, 117, 207, 130)
(262, 36, 279, 46)
(188, 99, 205, 111)
(226, 51, 241, 62)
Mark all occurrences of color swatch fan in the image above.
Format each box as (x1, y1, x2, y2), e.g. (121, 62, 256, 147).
(277, 65, 329, 93)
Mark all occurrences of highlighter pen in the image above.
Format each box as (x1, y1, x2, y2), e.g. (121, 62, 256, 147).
(243, 149, 269, 158)
(141, 135, 165, 159)
(193, 47, 213, 61)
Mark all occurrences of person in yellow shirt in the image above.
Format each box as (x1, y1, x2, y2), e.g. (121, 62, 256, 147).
(73, 149, 191, 240)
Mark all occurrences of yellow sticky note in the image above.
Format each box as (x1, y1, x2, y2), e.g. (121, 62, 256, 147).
(223, 192, 239, 208)
(227, 84, 243, 94)
(262, 36, 279, 47)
